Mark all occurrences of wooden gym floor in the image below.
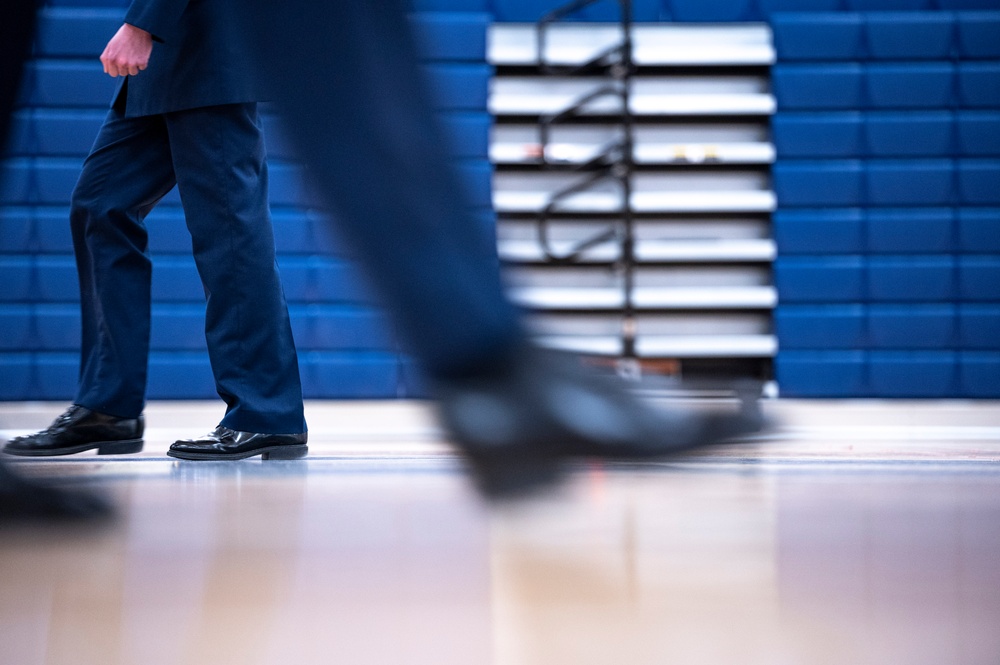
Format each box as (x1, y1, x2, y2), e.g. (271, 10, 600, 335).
(1, 399, 999, 665)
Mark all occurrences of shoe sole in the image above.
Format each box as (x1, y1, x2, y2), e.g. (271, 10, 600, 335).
(166, 444, 308, 461)
(2, 439, 144, 457)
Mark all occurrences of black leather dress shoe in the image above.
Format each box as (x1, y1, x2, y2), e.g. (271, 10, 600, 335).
(2, 404, 144, 457)
(168, 426, 308, 460)
(433, 345, 766, 499)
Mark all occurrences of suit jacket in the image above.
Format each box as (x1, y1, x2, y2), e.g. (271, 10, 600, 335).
(114, 0, 265, 117)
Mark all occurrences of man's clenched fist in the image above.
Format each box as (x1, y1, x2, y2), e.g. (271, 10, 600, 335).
(100, 23, 153, 77)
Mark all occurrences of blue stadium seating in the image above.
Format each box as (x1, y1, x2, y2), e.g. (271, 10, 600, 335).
(957, 112, 1000, 156)
(772, 113, 864, 157)
(772, 64, 865, 109)
(775, 351, 868, 397)
(958, 63, 1000, 107)
(668, 0, 754, 21)
(867, 304, 956, 348)
(775, 305, 867, 348)
(867, 257, 956, 301)
(940, 0, 1000, 10)
(773, 209, 866, 253)
(775, 257, 866, 301)
(959, 305, 1000, 348)
(864, 12, 954, 59)
(865, 64, 955, 108)
(958, 208, 1000, 252)
(771, 14, 864, 61)
(868, 351, 957, 397)
(867, 208, 954, 252)
(146, 353, 219, 399)
(865, 160, 954, 205)
(959, 257, 1000, 300)
(865, 112, 954, 156)
(958, 160, 1000, 204)
(297, 352, 402, 399)
(773, 161, 865, 206)
(960, 353, 1000, 397)
(0, 357, 32, 400)
(847, 0, 935, 9)
(760, 0, 844, 13)
(957, 12, 1000, 58)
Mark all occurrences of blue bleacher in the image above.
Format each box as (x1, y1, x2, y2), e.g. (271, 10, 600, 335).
(959, 305, 1000, 348)
(959, 257, 1000, 300)
(775, 351, 868, 397)
(847, 0, 935, 9)
(958, 160, 1000, 204)
(773, 209, 866, 253)
(958, 63, 1000, 107)
(668, 0, 755, 21)
(772, 112, 864, 157)
(868, 304, 956, 348)
(957, 12, 1000, 58)
(865, 112, 954, 156)
(865, 160, 954, 205)
(939, 0, 1000, 10)
(867, 208, 954, 252)
(771, 14, 864, 61)
(772, 64, 865, 109)
(775, 305, 867, 348)
(864, 12, 954, 59)
(957, 208, 1000, 252)
(773, 161, 864, 206)
(866, 64, 954, 108)
(867, 256, 956, 301)
(960, 353, 1000, 397)
(760, 0, 845, 13)
(868, 351, 957, 397)
(774, 256, 866, 301)
(957, 112, 1000, 156)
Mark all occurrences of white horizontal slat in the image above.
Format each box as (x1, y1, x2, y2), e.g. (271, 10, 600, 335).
(493, 190, 775, 214)
(491, 140, 775, 165)
(535, 335, 624, 355)
(636, 334, 778, 358)
(636, 239, 776, 262)
(508, 286, 777, 310)
(490, 77, 774, 117)
(497, 238, 776, 263)
(488, 24, 775, 67)
(532, 334, 777, 358)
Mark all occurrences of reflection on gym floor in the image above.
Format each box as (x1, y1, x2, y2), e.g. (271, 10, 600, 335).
(2, 401, 999, 665)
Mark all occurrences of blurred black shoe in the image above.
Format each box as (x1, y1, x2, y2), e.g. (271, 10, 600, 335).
(2, 405, 143, 457)
(0, 457, 114, 522)
(434, 346, 766, 499)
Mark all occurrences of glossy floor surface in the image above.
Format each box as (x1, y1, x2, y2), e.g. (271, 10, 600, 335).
(2, 400, 999, 665)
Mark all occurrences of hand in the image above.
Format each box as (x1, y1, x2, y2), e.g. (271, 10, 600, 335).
(100, 23, 153, 77)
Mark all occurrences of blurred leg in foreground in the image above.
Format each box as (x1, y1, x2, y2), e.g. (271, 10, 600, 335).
(235, 1, 765, 498)
(0, 0, 113, 522)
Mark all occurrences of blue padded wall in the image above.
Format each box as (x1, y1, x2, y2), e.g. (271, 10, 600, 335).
(771, 7, 1000, 397)
(1, 3, 494, 401)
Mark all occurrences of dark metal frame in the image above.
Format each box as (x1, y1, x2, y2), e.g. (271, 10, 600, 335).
(533, 0, 637, 357)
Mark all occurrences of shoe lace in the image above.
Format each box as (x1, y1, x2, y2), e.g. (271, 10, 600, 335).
(6, 405, 82, 444)
(52, 404, 84, 429)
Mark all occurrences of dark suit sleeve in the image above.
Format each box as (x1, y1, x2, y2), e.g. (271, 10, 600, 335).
(124, 0, 191, 42)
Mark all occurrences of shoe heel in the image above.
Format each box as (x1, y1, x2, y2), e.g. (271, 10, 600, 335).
(262, 445, 308, 460)
(97, 439, 144, 455)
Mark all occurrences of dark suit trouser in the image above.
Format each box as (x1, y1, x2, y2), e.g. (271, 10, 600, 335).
(71, 102, 306, 433)
(238, 1, 526, 380)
